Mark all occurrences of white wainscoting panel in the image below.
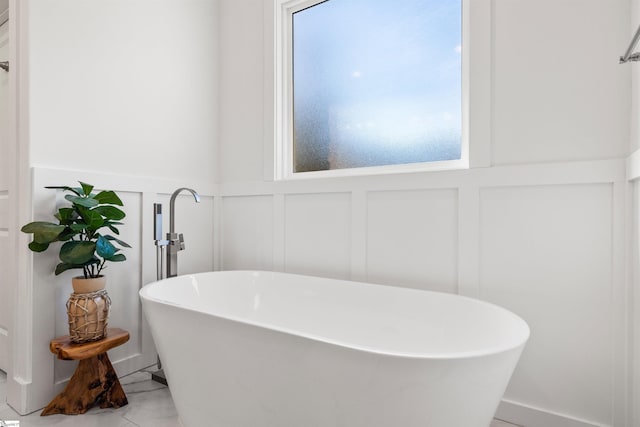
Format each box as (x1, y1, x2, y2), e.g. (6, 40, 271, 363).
(24, 167, 216, 411)
(632, 180, 640, 427)
(221, 195, 274, 271)
(0, 191, 8, 372)
(0, 193, 7, 227)
(284, 193, 351, 279)
(366, 189, 458, 293)
(480, 184, 614, 426)
(0, 192, 7, 229)
(217, 160, 627, 427)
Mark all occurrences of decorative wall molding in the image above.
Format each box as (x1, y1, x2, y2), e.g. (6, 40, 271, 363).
(221, 159, 625, 196)
(0, 190, 10, 372)
(630, 181, 640, 427)
(8, 155, 633, 424)
(9, 166, 216, 414)
(628, 148, 640, 427)
(219, 157, 628, 427)
(627, 148, 640, 181)
(31, 166, 217, 197)
(5, 156, 629, 424)
(497, 400, 608, 427)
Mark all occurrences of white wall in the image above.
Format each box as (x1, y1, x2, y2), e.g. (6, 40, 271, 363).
(28, 0, 219, 183)
(220, 0, 629, 182)
(6, 0, 219, 414)
(217, 0, 631, 426)
(492, 0, 629, 165)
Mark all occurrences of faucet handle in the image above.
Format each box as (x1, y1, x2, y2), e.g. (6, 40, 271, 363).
(178, 233, 185, 251)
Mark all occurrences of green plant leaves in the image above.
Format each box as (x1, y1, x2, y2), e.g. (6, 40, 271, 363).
(103, 235, 132, 248)
(60, 241, 96, 264)
(23, 181, 131, 278)
(54, 207, 77, 225)
(20, 222, 65, 243)
(45, 186, 81, 196)
(96, 236, 130, 261)
(65, 194, 98, 208)
(93, 206, 125, 221)
(108, 254, 126, 262)
(28, 241, 49, 252)
(96, 235, 116, 259)
(94, 191, 123, 206)
(80, 182, 94, 196)
(77, 207, 104, 230)
(104, 221, 122, 235)
(70, 224, 87, 232)
(55, 263, 78, 276)
(55, 258, 98, 276)
(57, 228, 77, 241)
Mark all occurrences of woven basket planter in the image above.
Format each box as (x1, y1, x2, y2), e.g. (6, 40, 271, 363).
(67, 276, 111, 343)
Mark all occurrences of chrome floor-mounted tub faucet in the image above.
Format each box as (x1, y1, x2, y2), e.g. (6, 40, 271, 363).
(151, 187, 200, 386)
(153, 187, 201, 280)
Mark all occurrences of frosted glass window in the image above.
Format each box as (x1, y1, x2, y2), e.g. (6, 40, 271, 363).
(292, 0, 462, 173)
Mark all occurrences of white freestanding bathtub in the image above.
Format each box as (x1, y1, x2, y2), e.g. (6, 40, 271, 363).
(139, 271, 529, 427)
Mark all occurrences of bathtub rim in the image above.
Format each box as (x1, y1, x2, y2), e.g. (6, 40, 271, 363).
(139, 270, 530, 361)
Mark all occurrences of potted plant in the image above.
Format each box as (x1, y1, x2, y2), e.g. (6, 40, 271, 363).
(21, 181, 131, 342)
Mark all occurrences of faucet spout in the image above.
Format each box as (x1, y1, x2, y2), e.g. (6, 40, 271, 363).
(167, 187, 200, 278)
(169, 187, 200, 234)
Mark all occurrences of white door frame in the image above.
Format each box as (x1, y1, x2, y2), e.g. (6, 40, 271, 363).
(7, 0, 37, 415)
(0, 15, 9, 375)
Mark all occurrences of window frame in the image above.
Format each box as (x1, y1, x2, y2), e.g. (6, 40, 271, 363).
(273, 0, 475, 180)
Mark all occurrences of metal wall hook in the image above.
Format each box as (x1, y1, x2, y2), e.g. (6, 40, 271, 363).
(0, 61, 8, 72)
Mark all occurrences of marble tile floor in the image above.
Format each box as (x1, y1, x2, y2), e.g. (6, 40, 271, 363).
(0, 368, 520, 427)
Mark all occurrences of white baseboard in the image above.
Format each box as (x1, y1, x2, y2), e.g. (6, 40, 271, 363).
(496, 399, 609, 427)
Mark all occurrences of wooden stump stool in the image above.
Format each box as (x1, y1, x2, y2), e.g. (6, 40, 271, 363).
(41, 327, 130, 416)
